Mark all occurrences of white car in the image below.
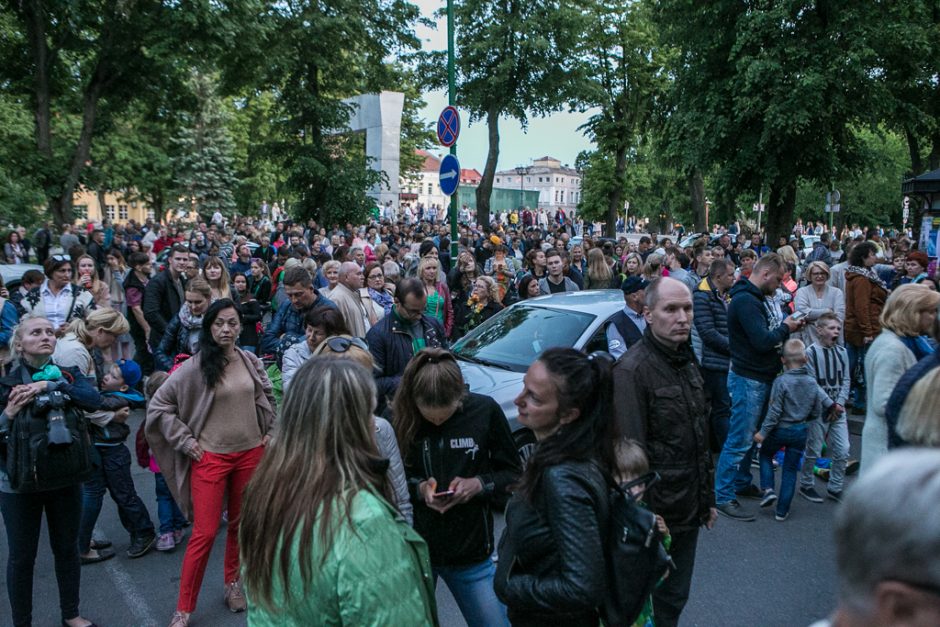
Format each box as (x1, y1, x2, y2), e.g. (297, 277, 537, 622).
(452, 290, 625, 461)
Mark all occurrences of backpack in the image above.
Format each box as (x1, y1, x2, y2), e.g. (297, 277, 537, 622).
(3, 368, 95, 492)
(602, 472, 675, 627)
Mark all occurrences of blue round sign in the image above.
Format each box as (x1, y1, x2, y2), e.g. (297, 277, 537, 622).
(437, 106, 460, 148)
(439, 154, 460, 196)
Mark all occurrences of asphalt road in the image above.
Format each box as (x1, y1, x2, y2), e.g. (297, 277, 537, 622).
(1, 411, 856, 627)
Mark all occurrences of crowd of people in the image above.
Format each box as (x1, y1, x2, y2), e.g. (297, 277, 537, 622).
(0, 208, 937, 627)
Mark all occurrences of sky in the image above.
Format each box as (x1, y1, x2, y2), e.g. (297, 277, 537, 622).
(413, 0, 596, 173)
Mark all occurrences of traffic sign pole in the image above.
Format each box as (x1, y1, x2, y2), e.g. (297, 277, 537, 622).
(446, 0, 458, 259)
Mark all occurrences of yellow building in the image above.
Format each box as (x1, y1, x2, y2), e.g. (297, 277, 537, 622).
(71, 188, 198, 224)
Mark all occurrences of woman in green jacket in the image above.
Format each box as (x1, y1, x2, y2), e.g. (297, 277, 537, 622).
(239, 357, 438, 626)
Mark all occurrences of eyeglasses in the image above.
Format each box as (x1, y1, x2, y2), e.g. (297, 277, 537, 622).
(52, 254, 71, 261)
(326, 336, 368, 353)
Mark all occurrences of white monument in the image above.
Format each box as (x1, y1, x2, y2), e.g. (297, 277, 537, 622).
(344, 91, 404, 208)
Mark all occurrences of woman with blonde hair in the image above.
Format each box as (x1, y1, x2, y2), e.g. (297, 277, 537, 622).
(455, 275, 503, 339)
(895, 368, 940, 447)
(622, 252, 643, 279)
(861, 285, 939, 473)
(239, 358, 436, 625)
(642, 252, 664, 282)
(202, 256, 231, 302)
(583, 247, 617, 290)
(794, 260, 845, 346)
(319, 259, 341, 298)
(418, 255, 454, 338)
(312, 335, 412, 524)
(75, 253, 111, 309)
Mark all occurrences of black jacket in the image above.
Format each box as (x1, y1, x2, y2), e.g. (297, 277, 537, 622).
(613, 329, 715, 532)
(727, 278, 789, 382)
(693, 277, 731, 371)
(366, 311, 447, 405)
(143, 269, 186, 349)
(403, 392, 521, 567)
(495, 461, 608, 627)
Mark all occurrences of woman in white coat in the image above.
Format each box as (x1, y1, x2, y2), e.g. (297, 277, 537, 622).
(862, 285, 939, 473)
(794, 261, 845, 346)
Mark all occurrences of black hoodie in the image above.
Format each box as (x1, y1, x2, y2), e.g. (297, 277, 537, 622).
(727, 278, 790, 382)
(403, 392, 521, 567)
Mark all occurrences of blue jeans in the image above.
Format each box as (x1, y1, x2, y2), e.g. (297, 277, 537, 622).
(714, 371, 771, 504)
(846, 343, 868, 407)
(78, 444, 155, 552)
(758, 423, 808, 517)
(434, 559, 508, 627)
(155, 472, 187, 534)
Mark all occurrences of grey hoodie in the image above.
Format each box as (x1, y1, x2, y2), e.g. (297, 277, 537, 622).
(758, 366, 833, 439)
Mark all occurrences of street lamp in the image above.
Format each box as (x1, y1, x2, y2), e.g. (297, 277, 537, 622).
(515, 166, 531, 210)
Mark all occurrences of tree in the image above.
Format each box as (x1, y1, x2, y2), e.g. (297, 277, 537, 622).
(170, 73, 238, 220)
(577, 0, 671, 236)
(657, 2, 882, 245)
(421, 0, 583, 227)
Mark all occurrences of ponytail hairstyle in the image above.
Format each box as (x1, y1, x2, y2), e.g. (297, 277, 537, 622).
(68, 308, 130, 347)
(197, 298, 242, 388)
(516, 347, 618, 502)
(392, 348, 465, 458)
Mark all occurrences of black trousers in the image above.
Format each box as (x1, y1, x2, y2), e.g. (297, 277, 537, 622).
(702, 367, 732, 453)
(0, 484, 83, 626)
(653, 527, 700, 627)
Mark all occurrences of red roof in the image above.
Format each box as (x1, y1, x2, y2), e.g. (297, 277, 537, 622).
(417, 149, 441, 172)
(461, 168, 482, 184)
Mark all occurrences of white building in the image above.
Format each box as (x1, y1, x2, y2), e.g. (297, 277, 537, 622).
(494, 156, 582, 214)
(399, 150, 448, 212)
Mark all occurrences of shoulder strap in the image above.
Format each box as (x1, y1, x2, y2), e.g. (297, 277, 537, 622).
(65, 288, 80, 323)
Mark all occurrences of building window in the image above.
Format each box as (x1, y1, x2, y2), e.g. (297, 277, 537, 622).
(119, 205, 128, 220)
(427, 184, 433, 195)
(106, 205, 115, 220)
(555, 191, 559, 202)
(496, 177, 500, 183)
(538, 177, 543, 182)
(527, 177, 531, 183)
(560, 191, 565, 203)
(561, 178, 565, 183)
(74, 205, 88, 219)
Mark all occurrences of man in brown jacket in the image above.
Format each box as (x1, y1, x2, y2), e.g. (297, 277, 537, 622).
(613, 277, 716, 627)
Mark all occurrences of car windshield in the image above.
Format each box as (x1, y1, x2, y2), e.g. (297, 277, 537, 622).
(453, 305, 596, 372)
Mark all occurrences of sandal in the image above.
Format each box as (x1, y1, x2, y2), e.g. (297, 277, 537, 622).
(80, 548, 115, 565)
(168, 611, 191, 627)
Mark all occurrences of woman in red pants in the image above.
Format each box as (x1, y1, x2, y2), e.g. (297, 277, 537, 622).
(146, 299, 277, 627)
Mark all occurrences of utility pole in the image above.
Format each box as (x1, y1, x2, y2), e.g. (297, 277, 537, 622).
(447, 0, 458, 259)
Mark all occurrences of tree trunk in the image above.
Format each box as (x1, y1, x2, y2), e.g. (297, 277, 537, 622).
(605, 144, 628, 237)
(905, 126, 923, 176)
(97, 189, 108, 221)
(54, 81, 105, 226)
(765, 180, 797, 249)
(688, 168, 706, 232)
(475, 106, 500, 228)
(22, 0, 52, 156)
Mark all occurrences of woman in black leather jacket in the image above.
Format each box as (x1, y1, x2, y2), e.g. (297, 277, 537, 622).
(495, 348, 617, 626)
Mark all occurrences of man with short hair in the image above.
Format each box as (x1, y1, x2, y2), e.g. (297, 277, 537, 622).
(606, 276, 648, 360)
(143, 244, 189, 351)
(86, 229, 108, 274)
(366, 277, 447, 410)
(613, 277, 716, 627)
(260, 265, 335, 356)
(59, 223, 80, 252)
(683, 243, 713, 294)
(694, 258, 735, 451)
(714, 253, 804, 521)
(638, 235, 653, 262)
(329, 261, 370, 338)
(124, 252, 154, 374)
(818, 450, 940, 627)
(538, 249, 579, 295)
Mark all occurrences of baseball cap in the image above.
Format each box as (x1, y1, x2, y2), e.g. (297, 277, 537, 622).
(116, 359, 142, 388)
(621, 276, 650, 295)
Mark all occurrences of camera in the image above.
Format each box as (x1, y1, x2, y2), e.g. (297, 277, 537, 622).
(32, 390, 73, 445)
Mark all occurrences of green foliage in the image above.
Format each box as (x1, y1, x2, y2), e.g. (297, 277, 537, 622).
(0, 92, 45, 224)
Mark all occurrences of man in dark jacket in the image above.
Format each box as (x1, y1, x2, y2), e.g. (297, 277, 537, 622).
(613, 277, 716, 627)
(260, 265, 335, 356)
(714, 253, 803, 522)
(366, 278, 447, 409)
(693, 259, 734, 451)
(143, 244, 189, 351)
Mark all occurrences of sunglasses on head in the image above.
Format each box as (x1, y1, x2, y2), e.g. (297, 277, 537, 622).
(326, 336, 368, 353)
(52, 254, 71, 262)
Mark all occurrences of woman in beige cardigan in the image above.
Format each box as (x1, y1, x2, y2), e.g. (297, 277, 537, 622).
(146, 299, 276, 627)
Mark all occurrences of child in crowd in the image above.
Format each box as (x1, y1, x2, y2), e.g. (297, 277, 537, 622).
(139, 372, 189, 552)
(800, 313, 852, 503)
(614, 439, 671, 627)
(754, 339, 834, 521)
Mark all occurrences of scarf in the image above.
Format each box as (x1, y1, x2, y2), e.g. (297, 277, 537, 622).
(31, 364, 62, 382)
(899, 335, 935, 361)
(177, 303, 204, 331)
(369, 287, 394, 316)
(846, 265, 888, 292)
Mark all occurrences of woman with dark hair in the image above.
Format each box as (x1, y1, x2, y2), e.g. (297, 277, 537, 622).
(364, 261, 394, 317)
(393, 348, 520, 626)
(248, 258, 272, 306)
(19, 256, 97, 336)
(844, 241, 888, 411)
(146, 299, 277, 627)
(0, 317, 103, 627)
(518, 274, 541, 300)
(280, 306, 350, 392)
(495, 347, 616, 626)
(240, 358, 436, 625)
(231, 274, 262, 353)
(4, 230, 27, 264)
(448, 250, 482, 305)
